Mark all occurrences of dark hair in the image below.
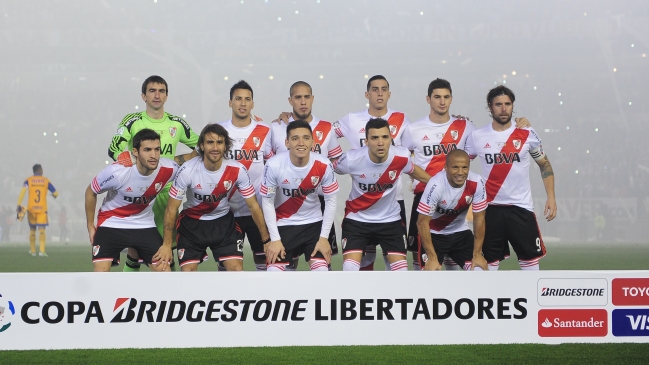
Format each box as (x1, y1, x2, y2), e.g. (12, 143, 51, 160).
(366, 75, 389, 91)
(197, 123, 233, 158)
(365, 118, 389, 139)
(290, 81, 312, 96)
(32, 164, 42, 174)
(230, 80, 253, 100)
(141, 75, 168, 95)
(487, 85, 515, 106)
(286, 119, 312, 138)
(132, 129, 161, 151)
(428, 78, 452, 97)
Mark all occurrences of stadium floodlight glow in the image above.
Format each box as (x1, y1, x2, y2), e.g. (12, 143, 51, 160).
(295, 10, 299, 14)
(613, 68, 617, 72)
(595, 128, 599, 132)
(629, 102, 632, 105)
(420, 11, 423, 15)
(55, 140, 58, 144)
(559, 101, 563, 105)
(364, 75, 369, 79)
(135, 106, 138, 109)
(575, 170, 579, 174)
(533, 86, 537, 90)
(631, 44, 634, 47)
(54, 132, 58, 136)
(512, 71, 516, 76)
(366, 103, 370, 108)
(586, 150, 590, 153)
(183, 114, 186, 118)
(319, 75, 324, 79)
(566, 126, 569, 130)
(43, 132, 47, 136)
(269, 75, 274, 80)
(224, 76, 229, 81)
(278, 17, 281, 21)
(557, 147, 561, 151)
(558, 92, 561, 96)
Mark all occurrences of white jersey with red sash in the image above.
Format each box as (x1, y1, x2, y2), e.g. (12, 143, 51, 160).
(401, 117, 476, 194)
(169, 157, 255, 220)
(271, 116, 343, 159)
(218, 119, 273, 217)
(417, 171, 487, 234)
(90, 158, 179, 229)
(333, 146, 414, 223)
(260, 151, 339, 226)
(464, 124, 544, 211)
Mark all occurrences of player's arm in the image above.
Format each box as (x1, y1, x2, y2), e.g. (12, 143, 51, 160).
(416, 214, 441, 271)
(261, 196, 285, 264)
(535, 155, 556, 221)
(174, 150, 197, 166)
(84, 185, 98, 245)
(178, 119, 200, 149)
(272, 112, 293, 124)
(154, 196, 181, 269)
(408, 165, 431, 185)
(108, 118, 135, 161)
(470, 210, 488, 271)
(16, 186, 27, 213)
(514, 117, 531, 129)
(312, 193, 336, 264)
(244, 196, 271, 244)
(48, 182, 59, 198)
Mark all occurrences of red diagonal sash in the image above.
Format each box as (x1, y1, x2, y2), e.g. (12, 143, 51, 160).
(185, 165, 239, 219)
(485, 129, 529, 202)
(345, 156, 408, 217)
(429, 180, 477, 231)
(312, 121, 331, 153)
(97, 167, 174, 227)
(415, 119, 467, 193)
(276, 160, 327, 220)
(238, 125, 269, 170)
(387, 112, 405, 139)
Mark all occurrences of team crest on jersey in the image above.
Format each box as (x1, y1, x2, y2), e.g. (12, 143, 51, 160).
(513, 139, 521, 150)
(341, 238, 347, 250)
(253, 137, 260, 147)
(388, 170, 397, 181)
(223, 180, 233, 191)
(169, 127, 177, 138)
(315, 131, 323, 141)
(389, 125, 397, 136)
(92, 245, 100, 256)
(311, 176, 320, 186)
(450, 130, 458, 140)
(155, 183, 163, 192)
(422, 253, 429, 263)
(178, 249, 185, 259)
(466, 196, 473, 204)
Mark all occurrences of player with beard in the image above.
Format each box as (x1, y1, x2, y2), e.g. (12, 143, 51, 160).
(219, 80, 273, 271)
(465, 85, 556, 270)
(270, 81, 342, 270)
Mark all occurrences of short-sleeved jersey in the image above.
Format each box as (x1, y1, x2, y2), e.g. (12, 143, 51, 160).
(23, 176, 56, 213)
(334, 146, 414, 223)
(169, 157, 255, 221)
(108, 111, 199, 160)
(417, 171, 487, 234)
(260, 152, 339, 226)
(91, 159, 179, 229)
(271, 116, 343, 159)
(401, 117, 477, 194)
(464, 124, 544, 211)
(219, 119, 273, 217)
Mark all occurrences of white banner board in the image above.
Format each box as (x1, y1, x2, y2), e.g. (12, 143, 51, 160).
(1, 271, 648, 350)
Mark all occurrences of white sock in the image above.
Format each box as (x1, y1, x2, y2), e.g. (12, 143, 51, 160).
(463, 262, 484, 271)
(488, 261, 500, 271)
(343, 259, 360, 271)
(255, 263, 267, 271)
(444, 255, 461, 271)
(390, 259, 408, 271)
(309, 260, 329, 271)
(267, 263, 286, 272)
(519, 259, 540, 270)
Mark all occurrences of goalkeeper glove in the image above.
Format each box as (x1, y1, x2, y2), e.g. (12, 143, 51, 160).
(117, 151, 136, 167)
(16, 206, 26, 221)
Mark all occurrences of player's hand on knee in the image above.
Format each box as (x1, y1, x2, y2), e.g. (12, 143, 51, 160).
(312, 237, 332, 264)
(471, 254, 488, 271)
(424, 258, 442, 271)
(265, 240, 285, 264)
(272, 112, 292, 124)
(514, 117, 531, 129)
(117, 151, 136, 167)
(153, 245, 172, 269)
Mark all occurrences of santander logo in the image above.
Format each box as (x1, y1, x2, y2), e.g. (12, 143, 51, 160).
(538, 309, 608, 337)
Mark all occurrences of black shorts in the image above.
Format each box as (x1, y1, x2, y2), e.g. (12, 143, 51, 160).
(92, 226, 161, 266)
(176, 211, 244, 267)
(363, 199, 407, 252)
(419, 229, 474, 269)
(235, 215, 264, 255)
(482, 205, 545, 263)
(407, 193, 423, 253)
(341, 218, 407, 256)
(319, 195, 338, 256)
(277, 221, 324, 264)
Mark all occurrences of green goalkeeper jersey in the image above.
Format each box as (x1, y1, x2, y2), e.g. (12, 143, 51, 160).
(108, 111, 199, 160)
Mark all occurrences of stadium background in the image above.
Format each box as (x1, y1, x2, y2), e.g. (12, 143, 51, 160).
(1, 0, 647, 253)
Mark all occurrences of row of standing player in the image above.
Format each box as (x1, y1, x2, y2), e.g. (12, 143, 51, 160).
(85, 75, 556, 272)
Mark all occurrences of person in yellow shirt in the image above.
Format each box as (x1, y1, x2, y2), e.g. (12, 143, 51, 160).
(17, 164, 58, 256)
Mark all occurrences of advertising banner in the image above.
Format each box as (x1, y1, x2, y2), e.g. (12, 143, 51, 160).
(0, 271, 648, 350)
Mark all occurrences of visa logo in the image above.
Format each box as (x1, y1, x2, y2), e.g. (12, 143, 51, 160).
(612, 309, 649, 336)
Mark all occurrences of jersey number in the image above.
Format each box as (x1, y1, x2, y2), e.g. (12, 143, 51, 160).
(34, 190, 41, 203)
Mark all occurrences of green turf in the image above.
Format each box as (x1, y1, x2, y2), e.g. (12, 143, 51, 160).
(1, 343, 648, 364)
(0, 242, 647, 272)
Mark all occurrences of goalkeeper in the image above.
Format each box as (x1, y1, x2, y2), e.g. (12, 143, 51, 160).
(108, 75, 198, 271)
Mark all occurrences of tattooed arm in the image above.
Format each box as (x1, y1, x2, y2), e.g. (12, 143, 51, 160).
(535, 155, 556, 221)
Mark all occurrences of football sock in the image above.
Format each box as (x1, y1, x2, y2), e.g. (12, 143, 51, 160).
(343, 258, 360, 271)
(29, 229, 36, 254)
(309, 260, 328, 271)
(488, 261, 500, 271)
(38, 229, 46, 253)
(389, 259, 408, 271)
(267, 263, 286, 272)
(519, 259, 540, 270)
(124, 255, 141, 272)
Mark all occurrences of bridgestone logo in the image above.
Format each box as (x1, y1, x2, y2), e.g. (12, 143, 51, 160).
(541, 288, 605, 297)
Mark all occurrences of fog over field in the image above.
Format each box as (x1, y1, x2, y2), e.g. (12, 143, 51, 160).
(1, 0, 647, 243)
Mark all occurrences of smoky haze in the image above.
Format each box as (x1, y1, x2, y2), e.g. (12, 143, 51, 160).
(1, 0, 647, 244)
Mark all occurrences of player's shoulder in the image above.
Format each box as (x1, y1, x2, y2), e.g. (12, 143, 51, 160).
(467, 171, 484, 183)
(166, 113, 193, 131)
(159, 157, 179, 169)
(311, 152, 333, 165)
(223, 158, 247, 171)
(217, 119, 232, 128)
(265, 151, 288, 167)
(119, 112, 143, 129)
(392, 145, 411, 157)
(253, 120, 271, 133)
